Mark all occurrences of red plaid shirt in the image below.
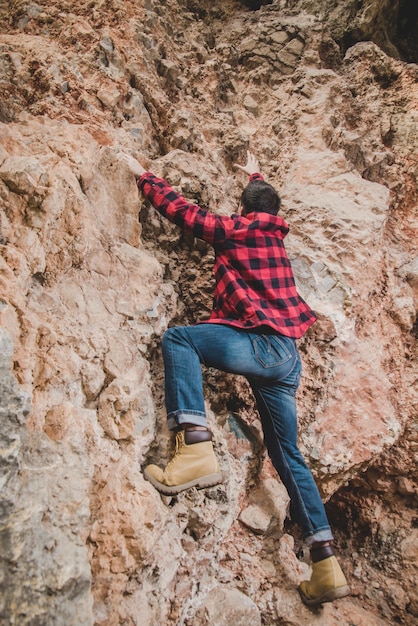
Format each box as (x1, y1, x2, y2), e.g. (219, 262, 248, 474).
(138, 172, 316, 338)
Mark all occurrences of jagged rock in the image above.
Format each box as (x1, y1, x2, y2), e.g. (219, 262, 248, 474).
(0, 328, 94, 625)
(239, 477, 290, 533)
(193, 586, 262, 626)
(0, 0, 417, 624)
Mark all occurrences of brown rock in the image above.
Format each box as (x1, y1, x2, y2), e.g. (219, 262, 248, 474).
(0, 1, 416, 624)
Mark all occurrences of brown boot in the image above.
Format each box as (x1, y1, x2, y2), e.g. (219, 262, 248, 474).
(144, 429, 223, 495)
(298, 554, 350, 607)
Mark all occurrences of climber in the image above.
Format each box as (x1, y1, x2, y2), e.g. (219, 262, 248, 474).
(119, 150, 350, 607)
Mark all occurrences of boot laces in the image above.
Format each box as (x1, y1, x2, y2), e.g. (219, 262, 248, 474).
(165, 431, 185, 471)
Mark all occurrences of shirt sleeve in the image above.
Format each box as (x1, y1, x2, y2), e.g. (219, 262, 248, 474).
(137, 172, 263, 246)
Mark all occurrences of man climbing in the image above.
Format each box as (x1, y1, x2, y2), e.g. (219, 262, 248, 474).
(119, 150, 350, 607)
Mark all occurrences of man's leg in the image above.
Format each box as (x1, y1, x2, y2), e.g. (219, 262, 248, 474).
(144, 323, 280, 494)
(249, 378, 332, 543)
(249, 361, 349, 606)
(143, 326, 223, 494)
(161, 326, 208, 430)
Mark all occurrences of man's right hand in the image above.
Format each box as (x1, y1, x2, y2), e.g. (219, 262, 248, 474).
(234, 151, 260, 176)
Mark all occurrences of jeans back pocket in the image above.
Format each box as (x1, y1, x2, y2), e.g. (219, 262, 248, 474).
(253, 335, 293, 369)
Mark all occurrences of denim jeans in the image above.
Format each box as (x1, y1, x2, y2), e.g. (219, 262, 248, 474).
(161, 323, 333, 545)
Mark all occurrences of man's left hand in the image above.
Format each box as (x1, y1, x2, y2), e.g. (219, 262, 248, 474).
(118, 153, 147, 178)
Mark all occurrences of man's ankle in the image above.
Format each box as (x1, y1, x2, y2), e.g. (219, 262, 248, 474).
(183, 428, 213, 444)
(310, 541, 335, 563)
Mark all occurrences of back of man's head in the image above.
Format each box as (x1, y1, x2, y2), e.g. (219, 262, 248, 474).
(240, 180, 281, 216)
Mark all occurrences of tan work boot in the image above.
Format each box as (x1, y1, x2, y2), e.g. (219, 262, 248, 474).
(298, 555, 350, 607)
(143, 429, 223, 495)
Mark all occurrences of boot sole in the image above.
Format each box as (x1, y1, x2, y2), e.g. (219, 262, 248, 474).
(143, 469, 223, 495)
(298, 584, 351, 607)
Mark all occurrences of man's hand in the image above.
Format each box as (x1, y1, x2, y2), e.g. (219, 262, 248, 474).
(118, 152, 147, 178)
(234, 151, 260, 176)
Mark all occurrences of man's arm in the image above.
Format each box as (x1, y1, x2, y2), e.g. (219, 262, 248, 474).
(138, 173, 233, 245)
(118, 152, 262, 245)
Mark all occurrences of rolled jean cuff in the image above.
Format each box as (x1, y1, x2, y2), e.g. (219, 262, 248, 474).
(305, 528, 334, 546)
(167, 410, 207, 431)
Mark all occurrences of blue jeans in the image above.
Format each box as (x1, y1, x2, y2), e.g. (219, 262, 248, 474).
(161, 324, 333, 545)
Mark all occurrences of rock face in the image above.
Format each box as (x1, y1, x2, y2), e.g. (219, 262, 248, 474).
(0, 0, 417, 624)
(0, 328, 93, 624)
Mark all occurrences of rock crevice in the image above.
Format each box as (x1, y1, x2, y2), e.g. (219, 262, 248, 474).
(0, 1, 417, 624)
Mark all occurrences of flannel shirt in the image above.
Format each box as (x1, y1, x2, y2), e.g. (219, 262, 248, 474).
(137, 172, 316, 339)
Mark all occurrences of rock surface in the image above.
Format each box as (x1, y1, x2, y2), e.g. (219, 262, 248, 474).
(0, 0, 417, 624)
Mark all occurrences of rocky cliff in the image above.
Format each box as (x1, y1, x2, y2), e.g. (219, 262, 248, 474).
(0, 1, 417, 624)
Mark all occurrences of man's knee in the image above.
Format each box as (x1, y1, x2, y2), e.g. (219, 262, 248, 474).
(162, 327, 176, 348)
(162, 326, 186, 351)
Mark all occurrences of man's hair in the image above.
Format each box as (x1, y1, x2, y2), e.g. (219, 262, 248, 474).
(240, 180, 281, 216)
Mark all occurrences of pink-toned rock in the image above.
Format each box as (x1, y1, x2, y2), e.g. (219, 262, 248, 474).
(0, 1, 416, 625)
